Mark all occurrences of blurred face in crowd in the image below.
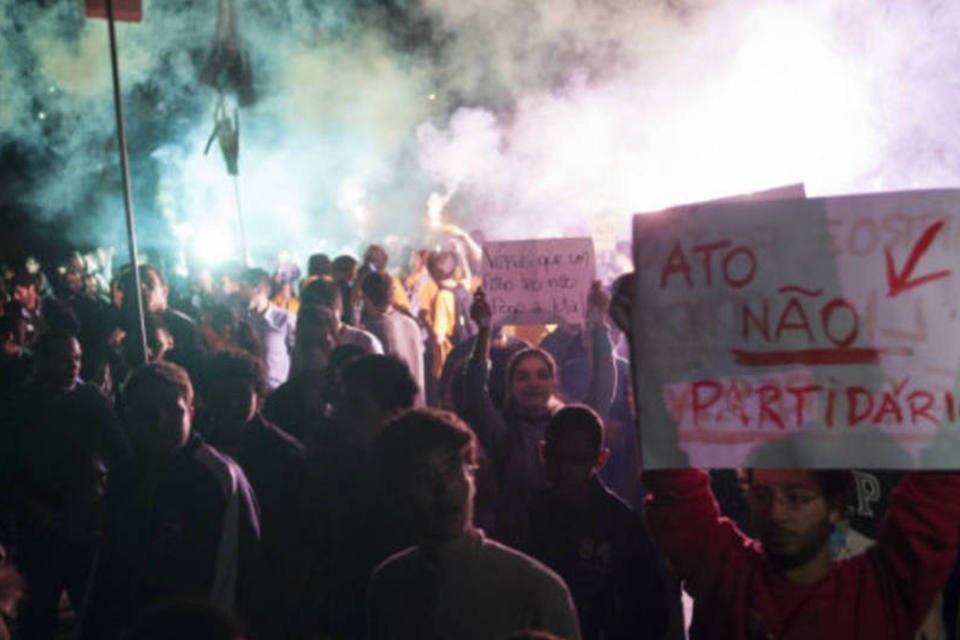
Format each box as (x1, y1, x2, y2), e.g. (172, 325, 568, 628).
(297, 319, 337, 372)
(64, 271, 84, 296)
(542, 429, 607, 500)
(509, 352, 556, 416)
(405, 445, 475, 542)
(37, 336, 82, 393)
(748, 470, 838, 572)
(207, 378, 258, 430)
(84, 274, 100, 298)
(195, 269, 214, 295)
(131, 385, 192, 458)
(111, 279, 124, 308)
(143, 270, 169, 313)
(409, 251, 425, 273)
(336, 387, 389, 445)
(13, 283, 37, 311)
(68, 253, 85, 274)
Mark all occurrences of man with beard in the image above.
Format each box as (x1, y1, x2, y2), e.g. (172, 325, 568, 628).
(643, 466, 960, 639)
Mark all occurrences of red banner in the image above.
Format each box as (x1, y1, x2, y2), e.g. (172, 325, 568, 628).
(85, 0, 143, 22)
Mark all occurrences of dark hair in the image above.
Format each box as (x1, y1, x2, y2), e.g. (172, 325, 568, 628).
(361, 271, 392, 309)
(744, 469, 851, 513)
(364, 244, 389, 271)
(374, 408, 477, 483)
(332, 255, 358, 276)
(12, 272, 39, 289)
(238, 267, 271, 290)
(0, 312, 24, 342)
(505, 348, 557, 387)
(300, 278, 342, 310)
(426, 251, 457, 282)
(118, 264, 165, 294)
(200, 349, 268, 402)
(307, 253, 332, 277)
(33, 330, 79, 362)
(207, 304, 239, 334)
(329, 343, 365, 370)
(811, 470, 852, 512)
(123, 361, 194, 424)
(296, 303, 339, 335)
(340, 354, 418, 414)
(545, 404, 604, 454)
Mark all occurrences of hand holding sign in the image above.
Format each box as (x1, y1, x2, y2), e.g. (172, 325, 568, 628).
(470, 287, 493, 331)
(633, 189, 960, 470)
(481, 238, 596, 326)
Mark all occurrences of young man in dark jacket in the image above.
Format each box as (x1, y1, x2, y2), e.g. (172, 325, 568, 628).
(527, 405, 672, 640)
(200, 349, 310, 638)
(82, 362, 261, 639)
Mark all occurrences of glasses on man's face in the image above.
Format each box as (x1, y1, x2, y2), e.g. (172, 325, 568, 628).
(745, 485, 822, 511)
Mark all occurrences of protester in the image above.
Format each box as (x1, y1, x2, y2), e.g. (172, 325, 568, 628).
(457, 284, 615, 547)
(267, 305, 346, 442)
(199, 350, 311, 638)
(299, 253, 332, 296)
(0, 331, 130, 640)
(424, 249, 475, 380)
(270, 262, 301, 315)
(368, 407, 581, 640)
(10, 272, 48, 343)
(299, 278, 383, 355)
(82, 362, 261, 639)
(402, 247, 435, 319)
(235, 268, 296, 391)
(359, 244, 411, 313)
(438, 325, 530, 410)
(331, 254, 359, 325)
(304, 354, 418, 639)
(360, 270, 426, 406)
(117, 264, 203, 355)
(200, 303, 264, 359)
(526, 405, 672, 640)
(606, 270, 960, 640)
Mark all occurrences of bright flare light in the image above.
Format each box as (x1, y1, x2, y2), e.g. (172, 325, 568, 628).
(191, 223, 237, 266)
(635, 5, 877, 210)
(426, 191, 450, 230)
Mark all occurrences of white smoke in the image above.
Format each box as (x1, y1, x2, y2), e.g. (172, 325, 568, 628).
(2, 0, 960, 266)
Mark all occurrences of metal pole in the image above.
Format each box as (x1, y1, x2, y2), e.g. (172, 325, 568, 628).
(232, 175, 250, 267)
(106, 0, 148, 364)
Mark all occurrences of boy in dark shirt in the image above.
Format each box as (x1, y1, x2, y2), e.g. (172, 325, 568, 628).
(527, 405, 672, 640)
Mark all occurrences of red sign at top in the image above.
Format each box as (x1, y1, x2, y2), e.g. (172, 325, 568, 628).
(85, 0, 143, 22)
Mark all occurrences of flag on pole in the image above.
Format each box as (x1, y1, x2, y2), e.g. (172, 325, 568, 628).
(85, 0, 143, 22)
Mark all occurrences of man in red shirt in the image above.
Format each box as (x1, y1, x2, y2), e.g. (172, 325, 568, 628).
(643, 466, 960, 639)
(605, 271, 960, 639)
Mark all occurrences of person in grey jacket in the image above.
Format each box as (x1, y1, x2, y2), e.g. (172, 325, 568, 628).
(456, 283, 616, 548)
(368, 408, 581, 640)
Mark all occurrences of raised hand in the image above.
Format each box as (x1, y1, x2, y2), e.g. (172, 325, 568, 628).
(470, 287, 493, 330)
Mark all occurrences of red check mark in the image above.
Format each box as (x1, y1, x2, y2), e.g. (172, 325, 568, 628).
(885, 220, 951, 298)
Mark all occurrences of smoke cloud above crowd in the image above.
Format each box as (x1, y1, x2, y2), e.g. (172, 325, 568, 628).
(2, 0, 959, 269)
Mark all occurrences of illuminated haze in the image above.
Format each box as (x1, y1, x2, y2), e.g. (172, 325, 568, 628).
(1, 0, 959, 269)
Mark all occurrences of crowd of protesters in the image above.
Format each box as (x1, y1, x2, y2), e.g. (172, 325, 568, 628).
(1, 227, 960, 640)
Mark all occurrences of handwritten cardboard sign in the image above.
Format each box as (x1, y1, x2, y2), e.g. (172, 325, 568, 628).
(482, 238, 596, 326)
(633, 189, 960, 469)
